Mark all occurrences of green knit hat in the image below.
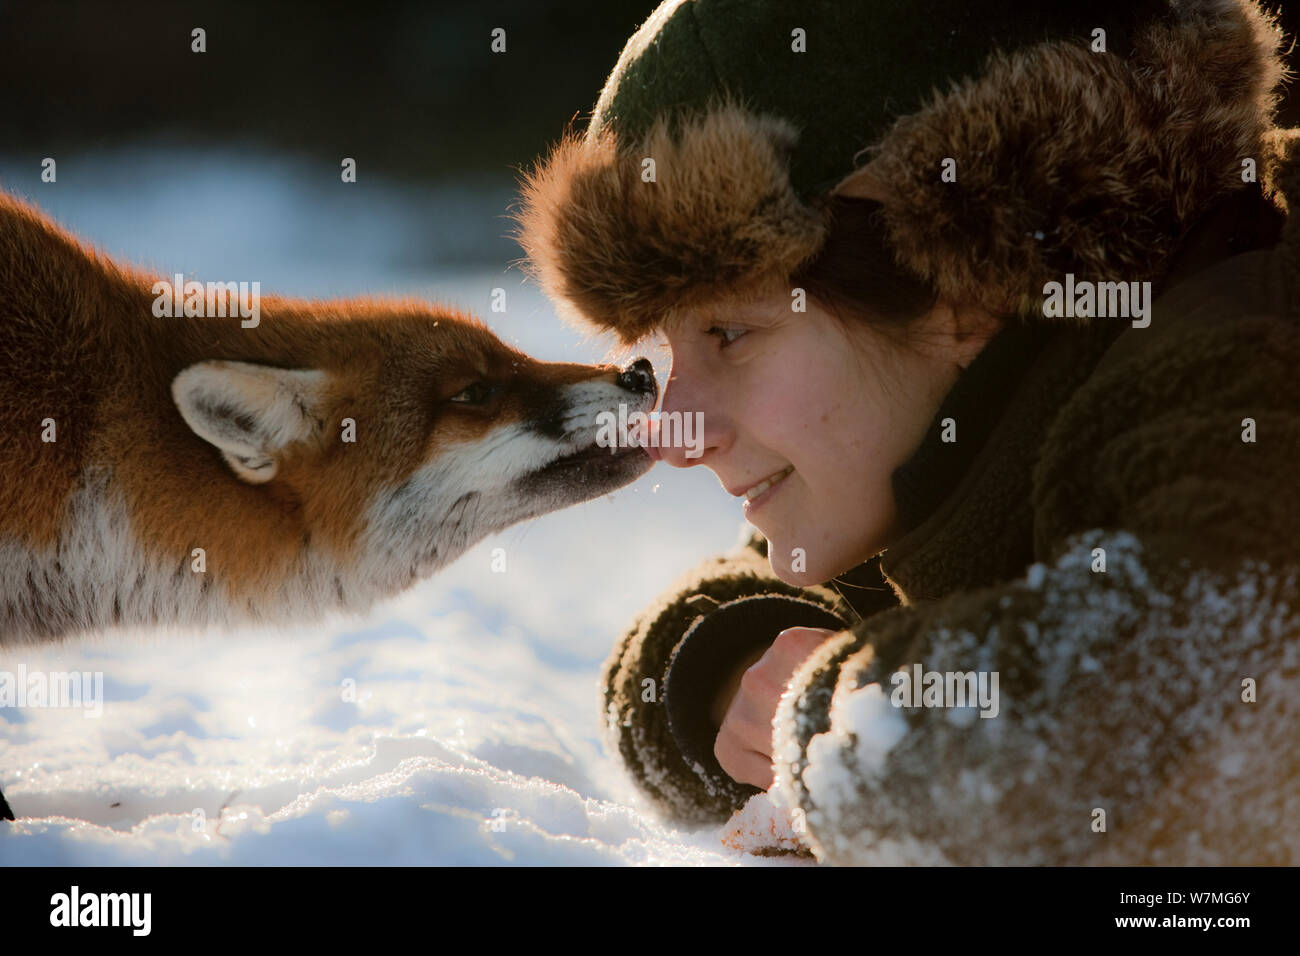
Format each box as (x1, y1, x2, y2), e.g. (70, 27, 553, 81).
(516, 0, 1287, 346)
(591, 0, 1159, 199)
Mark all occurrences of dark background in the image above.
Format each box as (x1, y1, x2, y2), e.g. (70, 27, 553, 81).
(4, 0, 1296, 185)
(0, 0, 663, 185)
(0, 0, 1296, 282)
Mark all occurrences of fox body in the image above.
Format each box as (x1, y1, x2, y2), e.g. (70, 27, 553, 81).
(0, 191, 655, 645)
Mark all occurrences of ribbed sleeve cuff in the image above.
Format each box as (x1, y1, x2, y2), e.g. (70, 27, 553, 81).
(664, 594, 849, 791)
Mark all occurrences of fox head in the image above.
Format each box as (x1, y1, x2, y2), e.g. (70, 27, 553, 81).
(168, 304, 656, 600)
(0, 189, 660, 642)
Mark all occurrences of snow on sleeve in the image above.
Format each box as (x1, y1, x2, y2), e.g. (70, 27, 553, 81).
(777, 528, 1300, 866)
(799, 682, 907, 822)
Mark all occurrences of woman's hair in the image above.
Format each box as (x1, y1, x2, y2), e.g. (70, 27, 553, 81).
(791, 196, 942, 351)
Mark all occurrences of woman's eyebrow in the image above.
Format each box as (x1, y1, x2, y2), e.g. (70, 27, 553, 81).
(722, 305, 780, 324)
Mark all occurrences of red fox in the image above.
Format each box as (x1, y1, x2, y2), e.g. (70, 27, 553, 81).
(0, 189, 657, 645)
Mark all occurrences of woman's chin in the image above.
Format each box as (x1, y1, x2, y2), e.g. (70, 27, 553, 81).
(765, 531, 875, 587)
(766, 548, 826, 587)
(770, 563, 819, 587)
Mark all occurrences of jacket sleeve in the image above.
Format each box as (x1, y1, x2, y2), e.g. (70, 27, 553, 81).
(601, 525, 901, 824)
(772, 309, 1300, 865)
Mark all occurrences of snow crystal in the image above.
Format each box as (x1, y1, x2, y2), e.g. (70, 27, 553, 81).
(1216, 751, 1246, 779)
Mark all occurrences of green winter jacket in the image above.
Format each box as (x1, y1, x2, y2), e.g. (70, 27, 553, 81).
(601, 133, 1300, 866)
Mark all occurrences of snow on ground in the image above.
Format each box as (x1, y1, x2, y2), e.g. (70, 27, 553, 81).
(0, 149, 806, 865)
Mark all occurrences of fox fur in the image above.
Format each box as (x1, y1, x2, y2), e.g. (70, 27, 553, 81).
(0, 190, 656, 645)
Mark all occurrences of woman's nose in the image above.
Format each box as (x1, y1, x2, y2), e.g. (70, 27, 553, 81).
(652, 371, 724, 468)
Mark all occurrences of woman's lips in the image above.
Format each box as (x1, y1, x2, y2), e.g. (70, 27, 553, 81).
(742, 465, 794, 516)
(743, 464, 794, 500)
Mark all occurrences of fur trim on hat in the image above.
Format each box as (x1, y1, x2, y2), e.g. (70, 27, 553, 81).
(515, 0, 1290, 344)
(514, 102, 825, 347)
(856, 0, 1290, 320)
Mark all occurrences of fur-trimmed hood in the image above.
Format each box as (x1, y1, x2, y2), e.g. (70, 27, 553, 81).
(515, 0, 1293, 347)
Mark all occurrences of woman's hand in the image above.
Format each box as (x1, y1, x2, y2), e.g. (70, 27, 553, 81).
(713, 626, 840, 790)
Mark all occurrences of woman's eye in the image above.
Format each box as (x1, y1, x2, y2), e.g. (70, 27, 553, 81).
(449, 382, 497, 404)
(705, 326, 747, 347)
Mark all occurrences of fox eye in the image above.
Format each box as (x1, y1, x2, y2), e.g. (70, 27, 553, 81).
(705, 325, 747, 348)
(449, 382, 498, 404)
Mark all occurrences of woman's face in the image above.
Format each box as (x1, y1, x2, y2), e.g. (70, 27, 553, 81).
(645, 291, 989, 586)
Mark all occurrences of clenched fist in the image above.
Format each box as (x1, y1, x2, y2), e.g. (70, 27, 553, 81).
(711, 626, 840, 790)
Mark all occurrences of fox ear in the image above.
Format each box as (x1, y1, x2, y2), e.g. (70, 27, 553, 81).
(171, 360, 330, 484)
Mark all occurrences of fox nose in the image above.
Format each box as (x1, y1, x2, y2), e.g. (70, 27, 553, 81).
(617, 357, 657, 397)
